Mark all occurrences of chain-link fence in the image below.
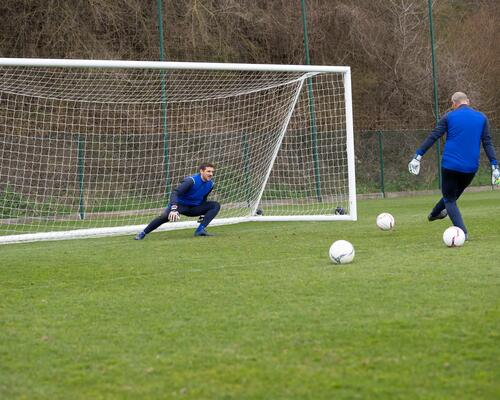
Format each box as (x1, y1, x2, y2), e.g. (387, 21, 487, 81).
(355, 129, 499, 196)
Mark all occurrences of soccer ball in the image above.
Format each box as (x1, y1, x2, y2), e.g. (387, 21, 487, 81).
(443, 226, 466, 247)
(376, 212, 395, 230)
(334, 206, 345, 215)
(329, 240, 355, 264)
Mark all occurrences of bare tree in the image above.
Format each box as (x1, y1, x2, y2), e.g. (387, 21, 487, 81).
(0, 0, 498, 127)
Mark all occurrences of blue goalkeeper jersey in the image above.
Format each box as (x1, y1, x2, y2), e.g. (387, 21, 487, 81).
(169, 173, 214, 207)
(416, 105, 497, 173)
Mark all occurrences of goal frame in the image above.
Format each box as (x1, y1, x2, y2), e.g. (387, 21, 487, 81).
(0, 58, 356, 244)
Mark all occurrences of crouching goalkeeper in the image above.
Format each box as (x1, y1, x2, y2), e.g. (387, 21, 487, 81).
(135, 163, 220, 239)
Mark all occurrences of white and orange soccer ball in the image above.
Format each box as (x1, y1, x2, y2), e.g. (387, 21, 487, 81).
(376, 213, 395, 231)
(443, 226, 466, 247)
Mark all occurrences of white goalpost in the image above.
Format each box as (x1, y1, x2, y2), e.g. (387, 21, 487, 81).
(0, 58, 356, 244)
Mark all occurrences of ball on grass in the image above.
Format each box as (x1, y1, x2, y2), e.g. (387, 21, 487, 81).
(329, 240, 355, 264)
(334, 206, 345, 215)
(443, 226, 465, 247)
(376, 212, 395, 231)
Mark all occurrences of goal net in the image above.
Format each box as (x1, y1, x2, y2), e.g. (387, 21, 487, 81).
(0, 58, 356, 244)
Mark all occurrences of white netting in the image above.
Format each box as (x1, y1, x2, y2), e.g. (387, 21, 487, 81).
(0, 61, 355, 242)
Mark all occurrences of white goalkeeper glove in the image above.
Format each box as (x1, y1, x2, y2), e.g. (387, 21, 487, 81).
(408, 154, 422, 175)
(168, 205, 180, 222)
(492, 165, 500, 186)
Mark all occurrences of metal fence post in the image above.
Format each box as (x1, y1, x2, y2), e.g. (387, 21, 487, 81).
(300, 0, 322, 202)
(428, 0, 442, 189)
(377, 131, 385, 198)
(77, 135, 85, 220)
(156, 0, 171, 196)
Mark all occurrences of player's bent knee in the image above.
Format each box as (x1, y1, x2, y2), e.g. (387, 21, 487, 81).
(206, 201, 220, 210)
(210, 201, 221, 215)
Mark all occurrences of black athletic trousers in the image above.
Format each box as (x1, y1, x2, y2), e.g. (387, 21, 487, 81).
(431, 167, 475, 233)
(143, 201, 221, 234)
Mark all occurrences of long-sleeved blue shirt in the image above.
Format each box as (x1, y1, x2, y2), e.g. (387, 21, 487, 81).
(417, 105, 497, 173)
(169, 173, 214, 207)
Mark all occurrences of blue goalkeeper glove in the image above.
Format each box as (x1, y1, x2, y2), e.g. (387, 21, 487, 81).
(492, 165, 500, 186)
(408, 154, 422, 175)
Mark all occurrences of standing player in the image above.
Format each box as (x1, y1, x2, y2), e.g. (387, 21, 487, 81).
(135, 163, 220, 239)
(408, 92, 500, 239)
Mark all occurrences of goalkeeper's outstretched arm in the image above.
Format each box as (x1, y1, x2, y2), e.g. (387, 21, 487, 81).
(417, 115, 448, 157)
(168, 178, 195, 221)
(170, 178, 194, 207)
(480, 119, 499, 185)
(408, 115, 448, 175)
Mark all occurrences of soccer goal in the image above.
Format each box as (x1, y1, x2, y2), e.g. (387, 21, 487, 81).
(0, 58, 356, 244)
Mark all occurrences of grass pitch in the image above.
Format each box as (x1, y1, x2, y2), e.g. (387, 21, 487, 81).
(1, 191, 499, 399)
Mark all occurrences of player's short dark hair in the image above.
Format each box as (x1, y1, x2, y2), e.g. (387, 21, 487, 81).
(199, 162, 215, 171)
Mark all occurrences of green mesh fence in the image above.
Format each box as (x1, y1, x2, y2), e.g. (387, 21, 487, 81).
(356, 129, 499, 195)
